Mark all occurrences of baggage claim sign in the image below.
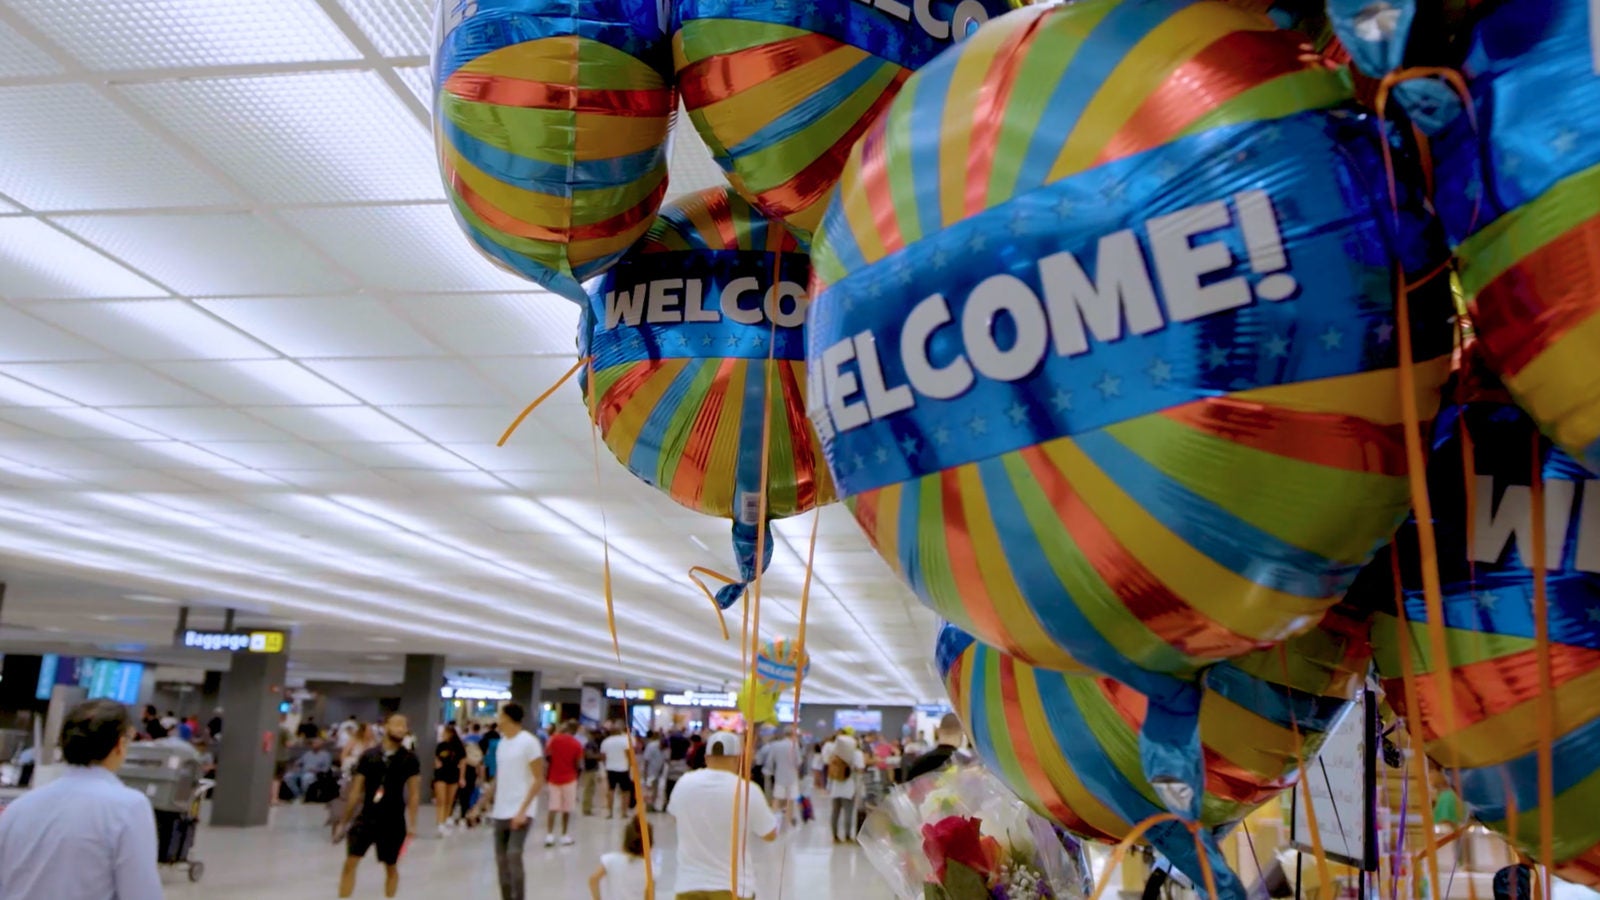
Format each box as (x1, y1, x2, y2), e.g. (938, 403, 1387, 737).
(179, 629, 286, 653)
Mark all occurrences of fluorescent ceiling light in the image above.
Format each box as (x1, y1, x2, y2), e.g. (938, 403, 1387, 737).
(0, 218, 165, 299)
(223, 360, 361, 406)
(42, 408, 166, 441)
(126, 594, 178, 605)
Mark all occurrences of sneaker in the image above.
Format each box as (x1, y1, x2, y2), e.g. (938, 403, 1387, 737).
(543, 835, 555, 847)
(560, 835, 575, 846)
(437, 823, 449, 837)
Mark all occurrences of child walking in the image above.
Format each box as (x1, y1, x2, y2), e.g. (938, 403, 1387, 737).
(588, 818, 652, 900)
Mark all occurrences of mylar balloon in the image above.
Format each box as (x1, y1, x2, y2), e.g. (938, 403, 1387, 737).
(435, 0, 675, 303)
(671, 0, 1016, 243)
(1363, 368, 1600, 886)
(1429, 0, 1600, 474)
(756, 635, 811, 689)
(581, 188, 835, 607)
(806, 0, 1452, 812)
(939, 605, 1372, 899)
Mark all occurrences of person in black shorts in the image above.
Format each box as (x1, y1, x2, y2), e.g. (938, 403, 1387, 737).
(335, 712, 420, 899)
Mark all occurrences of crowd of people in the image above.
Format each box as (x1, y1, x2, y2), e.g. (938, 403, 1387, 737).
(0, 696, 967, 900)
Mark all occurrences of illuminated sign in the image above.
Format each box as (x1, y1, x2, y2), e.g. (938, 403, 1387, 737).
(180, 629, 286, 653)
(441, 686, 512, 701)
(661, 690, 737, 708)
(605, 688, 656, 701)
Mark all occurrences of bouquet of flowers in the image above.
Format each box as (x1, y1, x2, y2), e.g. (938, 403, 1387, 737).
(859, 764, 1089, 900)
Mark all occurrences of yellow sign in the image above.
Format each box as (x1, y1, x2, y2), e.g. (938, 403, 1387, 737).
(249, 631, 284, 653)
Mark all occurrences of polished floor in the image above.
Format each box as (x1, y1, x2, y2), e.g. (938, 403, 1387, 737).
(161, 801, 896, 899)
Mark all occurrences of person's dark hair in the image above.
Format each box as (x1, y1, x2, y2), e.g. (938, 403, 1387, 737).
(689, 734, 702, 744)
(61, 700, 132, 766)
(501, 702, 525, 724)
(562, 720, 579, 734)
(622, 818, 648, 857)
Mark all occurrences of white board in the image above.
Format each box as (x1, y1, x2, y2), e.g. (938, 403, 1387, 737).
(1291, 689, 1375, 870)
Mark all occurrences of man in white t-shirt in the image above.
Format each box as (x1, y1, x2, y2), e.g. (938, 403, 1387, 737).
(487, 703, 546, 900)
(599, 725, 635, 819)
(667, 731, 777, 900)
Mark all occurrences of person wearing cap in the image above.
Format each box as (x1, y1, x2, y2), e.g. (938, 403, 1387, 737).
(666, 731, 777, 899)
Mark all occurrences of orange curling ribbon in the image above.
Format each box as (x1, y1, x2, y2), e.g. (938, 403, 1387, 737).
(687, 566, 735, 641)
(731, 275, 782, 899)
(1086, 813, 1221, 900)
(497, 356, 588, 447)
(1528, 435, 1556, 900)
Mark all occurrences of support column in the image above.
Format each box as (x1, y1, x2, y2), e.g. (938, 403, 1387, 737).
(511, 670, 542, 725)
(398, 654, 445, 794)
(211, 639, 290, 827)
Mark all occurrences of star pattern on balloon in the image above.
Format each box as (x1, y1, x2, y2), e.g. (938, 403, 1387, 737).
(1095, 371, 1122, 398)
(1146, 357, 1173, 386)
(1319, 326, 1343, 351)
(1265, 334, 1291, 358)
(1475, 591, 1499, 611)
(1007, 402, 1029, 425)
(1051, 388, 1073, 412)
(968, 414, 988, 436)
(1374, 322, 1394, 344)
(899, 435, 920, 458)
(1204, 343, 1230, 369)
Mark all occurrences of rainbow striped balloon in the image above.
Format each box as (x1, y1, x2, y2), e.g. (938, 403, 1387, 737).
(581, 188, 835, 606)
(940, 606, 1372, 895)
(435, 0, 675, 303)
(807, 0, 1453, 692)
(1364, 375, 1600, 887)
(1430, 0, 1600, 474)
(671, 0, 1016, 244)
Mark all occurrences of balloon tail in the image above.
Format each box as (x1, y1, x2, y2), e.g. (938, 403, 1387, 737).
(1138, 681, 1205, 821)
(686, 566, 734, 641)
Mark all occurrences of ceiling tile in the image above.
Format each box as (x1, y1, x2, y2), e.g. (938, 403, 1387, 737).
(0, 18, 60, 77)
(193, 441, 353, 470)
(0, 85, 237, 211)
(377, 469, 505, 491)
(374, 406, 514, 444)
(393, 65, 430, 109)
(198, 297, 442, 358)
(325, 442, 475, 470)
(119, 71, 440, 205)
(9, 0, 361, 70)
(255, 468, 394, 491)
(244, 406, 420, 443)
(0, 439, 130, 470)
(0, 362, 212, 406)
(152, 360, 359, 406)
(52, 212, 354, 296)
(0, 407, 165, 441)
(58, 469, 205, 491)
(28, 299, 273, 360)
(336, 0, 432, 58)
(280, 204, 534, 292)
(391, 293, 578, 357)
(0, 218, 166, 300)
(109, 407, 293, 442)
(0, 305, 109, 361)
(302, 359, 498, 406)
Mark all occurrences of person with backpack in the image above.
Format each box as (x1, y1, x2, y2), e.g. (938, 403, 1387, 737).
(823, 729, 863, 844)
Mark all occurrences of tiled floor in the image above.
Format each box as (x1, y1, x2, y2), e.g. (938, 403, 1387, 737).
(162, 802, 896, 899)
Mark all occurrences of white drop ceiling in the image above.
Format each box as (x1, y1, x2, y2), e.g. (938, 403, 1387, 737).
(0, 0, 942, 702)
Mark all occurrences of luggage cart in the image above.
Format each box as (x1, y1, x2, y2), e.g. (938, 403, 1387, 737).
(118, 741, 212, 882)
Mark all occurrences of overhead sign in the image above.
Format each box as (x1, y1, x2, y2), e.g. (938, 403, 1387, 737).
(442, 686, 511, 701)
(605, 688, 657, 701)
(179, 629, 286, 653)
(661, 690, 737, 708)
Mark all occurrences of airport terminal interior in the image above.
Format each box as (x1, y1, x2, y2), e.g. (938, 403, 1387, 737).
(0, 1, 1599, 899)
